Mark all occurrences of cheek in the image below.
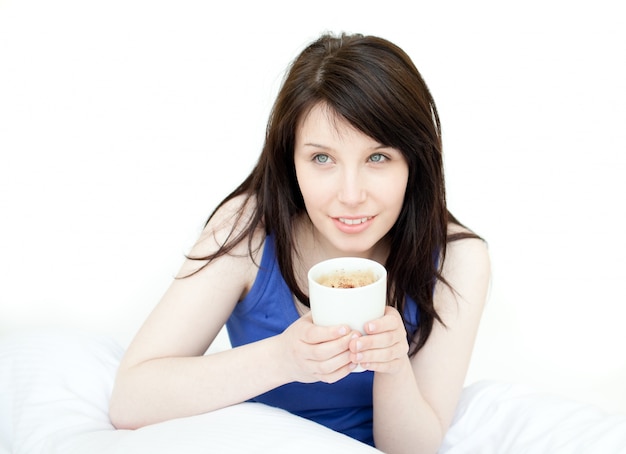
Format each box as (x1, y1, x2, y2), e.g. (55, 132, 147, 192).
(389, 188, 407, 219)
(382, 170, 409, 210)
(295, 167, 322, 208)
(396, 176, 409, 203)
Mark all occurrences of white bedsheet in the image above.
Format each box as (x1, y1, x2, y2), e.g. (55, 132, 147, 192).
(1, 331, 625, 453)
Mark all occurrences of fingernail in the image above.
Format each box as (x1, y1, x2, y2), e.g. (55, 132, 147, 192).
(338, 326, 347, 335)
(368, 323, 375, 332)
(356, 353, 363, 362)
(356, 340, 362, 351)
(351, 333, 359, 340)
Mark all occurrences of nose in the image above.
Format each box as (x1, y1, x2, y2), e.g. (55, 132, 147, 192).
(337, 168, 367, 206)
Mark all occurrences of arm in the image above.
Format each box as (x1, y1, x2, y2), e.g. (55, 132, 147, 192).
(109, 197, 356, 429)
(349, 234, 491, 453)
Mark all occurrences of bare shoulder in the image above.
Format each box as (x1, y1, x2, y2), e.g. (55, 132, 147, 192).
(183, 195, 265, 262)
(444, 223, 490, 272)
(437, 223, 491, 311)
(174, 193, 266, 300)
(193, 194, 263, 257)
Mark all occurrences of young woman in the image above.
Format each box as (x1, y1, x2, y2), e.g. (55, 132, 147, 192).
(109, 32, 490, 454)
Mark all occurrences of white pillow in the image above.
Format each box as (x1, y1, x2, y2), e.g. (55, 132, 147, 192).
(0, 330, 123, 453)
(6, 330, 625, 454)
(441, 380, 626, 453)
(0, 330, 380, 453)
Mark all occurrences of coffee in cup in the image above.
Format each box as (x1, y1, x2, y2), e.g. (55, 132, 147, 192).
(307, 257, 387, 372)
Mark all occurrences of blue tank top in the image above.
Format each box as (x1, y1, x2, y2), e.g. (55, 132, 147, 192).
(226, 234, 420, 447)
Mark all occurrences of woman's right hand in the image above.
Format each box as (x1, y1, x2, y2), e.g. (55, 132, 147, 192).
(278, 312, 359, 384)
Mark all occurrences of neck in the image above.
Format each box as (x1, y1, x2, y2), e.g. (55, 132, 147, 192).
(293, 213, 390, 266)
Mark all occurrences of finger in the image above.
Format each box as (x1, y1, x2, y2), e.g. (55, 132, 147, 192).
(302, 320, 352, 345)
(351, 330, 396, 353)
(311, 349, 356, 379)
(351, 342, 410, 373)
(364, 308, 403, 335)
(351, 343, 397, 364)
(306, 330, 357, 362)
(350, 332, 408, 363)
(316, 362, 358, 384)
(358, 358, 404, 374)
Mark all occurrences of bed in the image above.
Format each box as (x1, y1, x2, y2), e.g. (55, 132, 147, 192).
(2, 1, 626, 452)
(2, 329, 625, 454)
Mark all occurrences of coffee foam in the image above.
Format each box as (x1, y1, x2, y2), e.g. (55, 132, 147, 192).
(317, 269, 377, 289)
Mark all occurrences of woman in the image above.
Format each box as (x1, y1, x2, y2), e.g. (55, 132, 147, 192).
(109, 32, 490, 454)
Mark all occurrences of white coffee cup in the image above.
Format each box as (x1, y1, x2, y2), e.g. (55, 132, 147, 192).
(307, 257, 387, 372)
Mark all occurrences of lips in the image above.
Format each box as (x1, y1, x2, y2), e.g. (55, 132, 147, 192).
(338, 217, 372, 225)
(332, 216, 374, 234)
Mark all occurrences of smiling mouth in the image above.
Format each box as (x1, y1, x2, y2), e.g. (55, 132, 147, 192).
(337, 217, 372, 225)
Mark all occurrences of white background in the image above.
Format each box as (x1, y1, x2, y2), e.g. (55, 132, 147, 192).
(1, 0, 625, 413)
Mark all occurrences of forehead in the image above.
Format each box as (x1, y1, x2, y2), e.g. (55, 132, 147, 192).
(296, 102, 374, 145)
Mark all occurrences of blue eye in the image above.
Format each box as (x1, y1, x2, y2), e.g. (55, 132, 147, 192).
(369, 153, 387, 163)
(314, 154, 330, 164)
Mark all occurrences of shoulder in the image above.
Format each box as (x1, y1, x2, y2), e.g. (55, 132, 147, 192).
(179, 194, 266, 286)
(195, 194, 264, 257)
(445, 223, 489, 266)
(437, 223, 491, 312)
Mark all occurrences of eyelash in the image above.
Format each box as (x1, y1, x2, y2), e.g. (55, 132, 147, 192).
(313, 154, 330, 164)
(368, 153, 388, 163)
(312, 153, 389, 164)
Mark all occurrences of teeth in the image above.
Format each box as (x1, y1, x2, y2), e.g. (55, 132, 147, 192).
(339, 217, 370, 225)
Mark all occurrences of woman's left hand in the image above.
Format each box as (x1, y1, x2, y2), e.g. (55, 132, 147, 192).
(348, 305, 409, 374)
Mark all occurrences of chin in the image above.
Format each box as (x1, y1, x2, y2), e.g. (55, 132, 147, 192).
(330, 238, 379, 258)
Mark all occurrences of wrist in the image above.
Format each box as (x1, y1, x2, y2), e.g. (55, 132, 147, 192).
(267, 332, 299, 384)
(373, 354, 414, 386)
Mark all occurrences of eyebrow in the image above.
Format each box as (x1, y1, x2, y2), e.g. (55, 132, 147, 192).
(302, 142, 390, 150)
(302, 142, 330, 149)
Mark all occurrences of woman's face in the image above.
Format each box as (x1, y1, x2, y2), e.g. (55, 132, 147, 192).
(294, 103, 409, 258)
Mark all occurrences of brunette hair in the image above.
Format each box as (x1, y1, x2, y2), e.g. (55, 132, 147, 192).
(190, 32, 478, 355)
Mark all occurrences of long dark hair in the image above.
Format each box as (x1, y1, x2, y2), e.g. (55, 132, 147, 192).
(189, 32, 478, 355)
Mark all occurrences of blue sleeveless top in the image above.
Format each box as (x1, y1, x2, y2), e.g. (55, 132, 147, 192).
(226, 235, 420, 447)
